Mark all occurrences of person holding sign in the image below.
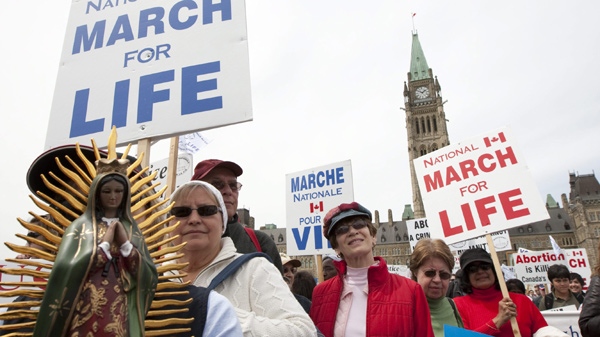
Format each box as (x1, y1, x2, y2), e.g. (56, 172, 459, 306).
(409, 239, 464, 337)
(310, 202, 434, 337)
(453, 248, 547, 337)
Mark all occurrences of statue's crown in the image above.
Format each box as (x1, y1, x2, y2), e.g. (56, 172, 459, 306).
(96, 158, 130, 175)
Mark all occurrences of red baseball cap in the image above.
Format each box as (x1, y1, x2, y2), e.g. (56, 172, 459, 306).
(191, 159, 243, 180)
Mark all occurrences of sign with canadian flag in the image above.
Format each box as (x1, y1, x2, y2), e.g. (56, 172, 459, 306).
(285, 160, 354, 255)
(413, 127, 549, 245)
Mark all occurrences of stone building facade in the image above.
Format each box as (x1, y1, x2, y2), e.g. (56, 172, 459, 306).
(562, 172, 600, 271)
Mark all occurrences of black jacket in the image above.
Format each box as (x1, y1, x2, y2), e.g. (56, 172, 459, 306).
(580, 275, 600, 337)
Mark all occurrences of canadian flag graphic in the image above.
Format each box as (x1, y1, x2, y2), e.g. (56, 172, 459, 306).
(483, 132, 506, 148)
(310, 201, 324, 213)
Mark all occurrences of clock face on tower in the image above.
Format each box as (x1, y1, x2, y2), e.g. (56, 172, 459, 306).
(415, 86, 430, 99)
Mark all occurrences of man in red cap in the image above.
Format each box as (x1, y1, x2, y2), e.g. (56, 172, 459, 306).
(191, 159, 283, 273)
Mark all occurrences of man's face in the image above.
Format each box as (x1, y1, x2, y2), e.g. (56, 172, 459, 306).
(283, 262, 297, 286)
(551, 277, 570, 297)
(202, 167, 240, 221)
(534, 286, 540, 296)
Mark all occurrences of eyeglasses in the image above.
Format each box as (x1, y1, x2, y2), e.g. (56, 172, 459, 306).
(467, 263, 492, 274)
(210, 180, 242, 192)
(171, 205, 221, 218)
(283, 267, 297, 274)
(334, 221, 368, 236)
(423, 269, 452, 280)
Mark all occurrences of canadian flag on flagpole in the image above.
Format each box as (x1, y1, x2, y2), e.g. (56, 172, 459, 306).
(310, 201, 324, 213)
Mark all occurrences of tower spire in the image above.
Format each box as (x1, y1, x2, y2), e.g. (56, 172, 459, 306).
(409, 33, 431, 81)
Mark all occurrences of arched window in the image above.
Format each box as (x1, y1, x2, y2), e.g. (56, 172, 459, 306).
(527, 225, 533, 233)
(396, 233, 401, 242)
(421, 118, 426, 134)
(564, 222, 571, 230)
(433, 117, 438, 132)
(545, 223, 552, 231)
(427, 117, 431, 133)
(415, 120, 420, 134)
(431, 143, 438, 152)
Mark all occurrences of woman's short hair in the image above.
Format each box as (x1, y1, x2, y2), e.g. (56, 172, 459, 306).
(292, 271, 317, 301)
(506, 279, 526, 294)
(570, 272, 585, 287)
(409, 238, 455, 281)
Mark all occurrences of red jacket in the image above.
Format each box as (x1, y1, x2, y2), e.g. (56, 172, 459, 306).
(453, 286, 547, 337)
(310, 257, 434, 337)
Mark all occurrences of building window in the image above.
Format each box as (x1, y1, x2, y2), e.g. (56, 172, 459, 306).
(433, 118, 438, 132)
(557, 213, 562, 219)
(415, 120, 420, 134)
(589, 212, 597, 221)
(595, 227, 600, 238)
(427, 117, 432, 133)
(564, 222, 571, 230)
(545, 223, 552, 232)
(518, 227, 524, 233)
(527, 226, 533, 233)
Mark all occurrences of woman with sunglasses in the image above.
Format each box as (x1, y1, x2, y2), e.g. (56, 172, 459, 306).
(310, 202, 434, 337)
(409, 239, 463, 337)
(453, 248, 547, 337)
(164, 181, 317, 336)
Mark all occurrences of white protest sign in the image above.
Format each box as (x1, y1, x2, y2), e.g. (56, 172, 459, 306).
(413, 127, 549, 244)
(541, 311, 581, 337)
(46, 0, 252, 149)
(513, 248, 591, 286)
(148, 153, 193, 193)
(387, 264, 411, 279)
(405, 218, 431, 252)
(448, 230, 512, 255)
(285, 160, 354, 255)
(405, 217, 512, 255)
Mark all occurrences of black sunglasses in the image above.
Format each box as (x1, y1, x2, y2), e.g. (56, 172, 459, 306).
(467, 263, 492, 274)
(423, 270, 452, 280)
(171, 205, 221, 218)
(334, 221, 368, 236)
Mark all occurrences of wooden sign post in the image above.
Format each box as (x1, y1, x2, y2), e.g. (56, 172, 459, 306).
(486, 234, 521, 337)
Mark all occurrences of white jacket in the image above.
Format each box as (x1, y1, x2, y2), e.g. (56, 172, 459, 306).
(166, 238, 317, 337)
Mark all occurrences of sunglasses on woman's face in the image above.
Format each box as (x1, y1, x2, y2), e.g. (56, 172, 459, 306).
(423, 269, 452, 280)
(171, 205, 221, 218)
(467, 263, 492, 274)
(334, 221, 368, 236)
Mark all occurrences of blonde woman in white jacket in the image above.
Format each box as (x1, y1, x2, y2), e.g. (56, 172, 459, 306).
(165, 181, 317, 337)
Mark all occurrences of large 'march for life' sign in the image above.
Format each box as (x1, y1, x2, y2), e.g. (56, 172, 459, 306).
(413, 127, 549, 245)
(45, 0, 252, 149)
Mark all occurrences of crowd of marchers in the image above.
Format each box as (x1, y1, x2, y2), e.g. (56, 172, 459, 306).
(4, 152, 600, 337)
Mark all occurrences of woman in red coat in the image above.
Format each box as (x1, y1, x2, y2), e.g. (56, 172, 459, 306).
(309, 202, 434, 337)
(453, 248, 547, 337)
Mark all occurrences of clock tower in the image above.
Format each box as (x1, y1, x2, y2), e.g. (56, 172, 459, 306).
(403, 32, 450, 218)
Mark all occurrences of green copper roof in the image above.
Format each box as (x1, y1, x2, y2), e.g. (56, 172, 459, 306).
(402, 204, 414, 220)
(546, 194, 559, 208)
(410, 33, 430, 81)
